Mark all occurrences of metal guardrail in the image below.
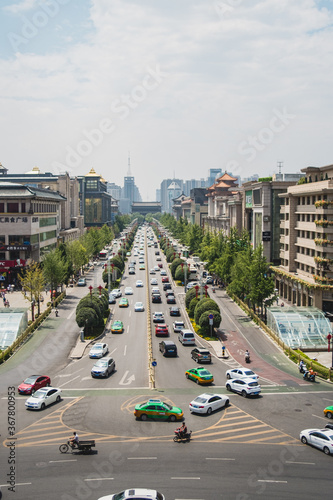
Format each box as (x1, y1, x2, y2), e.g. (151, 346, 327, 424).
(0, 291, 66, 365)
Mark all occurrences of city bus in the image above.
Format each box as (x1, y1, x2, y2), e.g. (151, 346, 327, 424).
(99, 250, 108, 260)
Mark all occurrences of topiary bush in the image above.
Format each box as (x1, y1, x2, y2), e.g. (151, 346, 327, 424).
(194, 298, 220, 325)
(185, 288, 197, 308)
(189, 297, 200, 318)
(199, 310, 222, 335)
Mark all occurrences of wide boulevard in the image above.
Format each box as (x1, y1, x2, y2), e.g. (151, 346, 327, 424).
(1, 227, 333, 500)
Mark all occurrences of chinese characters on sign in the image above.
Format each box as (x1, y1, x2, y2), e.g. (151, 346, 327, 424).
(0, 217, 38, 223)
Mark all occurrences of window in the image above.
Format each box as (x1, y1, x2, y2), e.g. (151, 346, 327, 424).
(7, 203, 19, 213)
(21, 203, 26, 212)
(0, 203, 4, 213)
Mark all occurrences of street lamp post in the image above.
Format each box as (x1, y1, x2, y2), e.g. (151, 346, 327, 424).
(89, 285, 93, 303)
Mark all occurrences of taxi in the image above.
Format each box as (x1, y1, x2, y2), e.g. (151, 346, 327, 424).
(134, 399, 183, 422)
(119, 297, 129, 307)
(139, 264, 145, 270)
(324, 405, 333, 419)
(185, 367, 214, 385)
(111, 320, 124, 333)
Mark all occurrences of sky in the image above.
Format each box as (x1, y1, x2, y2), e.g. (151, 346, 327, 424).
(1, 0, 333, 200)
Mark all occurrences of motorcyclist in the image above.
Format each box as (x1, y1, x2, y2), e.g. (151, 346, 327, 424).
(299, 360, 306, 373)
(245, 350, 250, 362)
(176, 422, 187, 438)
(69, 431, 79, 448)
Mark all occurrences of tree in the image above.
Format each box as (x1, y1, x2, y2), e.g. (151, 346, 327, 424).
(248, 245, 275, 314)
(67, 240, 88, 277)
(185, 288, 197, 308)
(228, 248, 252, 300)
(199, 310, 222, 335)
(194, 298, 220, 325)
(18, 262, 45, 319)
(42, 249, 67, 302)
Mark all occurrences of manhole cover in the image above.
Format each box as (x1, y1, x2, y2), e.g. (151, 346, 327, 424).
(305, 403, 312, 406)
(294, 409, 302, 412)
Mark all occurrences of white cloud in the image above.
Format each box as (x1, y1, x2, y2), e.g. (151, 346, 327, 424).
(4, 0, 41, 14)
(1, 0, 333, 197)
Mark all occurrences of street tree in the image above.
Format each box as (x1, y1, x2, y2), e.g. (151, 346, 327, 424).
(42, 249, 67, 302)
(18, 262, 45, 319)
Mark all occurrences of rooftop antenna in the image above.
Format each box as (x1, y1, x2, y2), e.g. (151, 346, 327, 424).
(277, 161, 283, 175)
(127, 151, 132, 176)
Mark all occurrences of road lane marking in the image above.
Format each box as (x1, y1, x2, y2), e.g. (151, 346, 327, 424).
(119, 371, 135, 385)
(110, 348, 117, 355)
(0, 483, 32, 487)
(67, 309, 75, 319)
(311, 414, 327, 420)
(49, 460, 77, 463)
(128, 457, 157, 460)
(55, 368, 84, 378)
(84, 478, 114, 481)
(285, 461, 315, 465)
(59, 376, 80, 387)
(171, 477, 201, 480)
(205, 457, 235, 461)
(258, 480, 287, 483)
(124, 345, 127, 356)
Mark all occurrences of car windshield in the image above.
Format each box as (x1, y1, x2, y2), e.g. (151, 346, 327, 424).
(199, 370, 211, 376)
(163, 402, 173, 410)
(93, 345, 103, 351)
(24, 377, 38, 384)
(248, 381, 259, 386)
(32, 391, 46, 399)
(244, 370, 255, 376)
(113, 492, 126, 500)
(95, 360, 107, 367)
(194, 396, 208, 403)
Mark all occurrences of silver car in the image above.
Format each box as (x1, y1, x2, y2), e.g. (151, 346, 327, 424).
(91, 357, 115, 378)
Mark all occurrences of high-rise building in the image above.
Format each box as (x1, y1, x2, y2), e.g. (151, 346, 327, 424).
(207, 168, 222, 187)
(160, 178, 183, 213)
(120, 156, 142, 214)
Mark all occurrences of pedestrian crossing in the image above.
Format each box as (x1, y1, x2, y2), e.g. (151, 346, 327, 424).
(3, 396, 298, 448)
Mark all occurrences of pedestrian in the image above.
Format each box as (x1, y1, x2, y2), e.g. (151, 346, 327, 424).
(3, 296, 5, 306)
(281, 302, 284, 307)
(5, 300, 9, 307)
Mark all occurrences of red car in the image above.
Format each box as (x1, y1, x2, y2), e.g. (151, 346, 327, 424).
(155, 323, 169, 336)
(18, 375, 51, 395)
(162, 276, 169, 283)
(158, 263, 163, 268)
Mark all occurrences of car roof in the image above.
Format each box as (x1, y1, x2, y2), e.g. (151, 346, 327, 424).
(162, 340, 176, 345)
(195, 348, 210, 352)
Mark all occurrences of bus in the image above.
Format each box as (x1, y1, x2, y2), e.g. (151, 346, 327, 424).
(99, 250, 108, 260)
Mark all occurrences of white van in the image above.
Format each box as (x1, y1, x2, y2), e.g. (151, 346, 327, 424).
(178, 329, 196, 345)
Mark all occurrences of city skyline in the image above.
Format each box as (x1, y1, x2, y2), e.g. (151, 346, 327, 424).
(1, 0, 333, 200)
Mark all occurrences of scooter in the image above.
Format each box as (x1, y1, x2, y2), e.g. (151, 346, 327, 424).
(299, 362, 307, 374)
(173, 429, 192, 443)
(303, 371, 316, 382)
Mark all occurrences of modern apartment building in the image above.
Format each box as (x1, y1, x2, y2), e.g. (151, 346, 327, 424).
(275, 164, 333, 312)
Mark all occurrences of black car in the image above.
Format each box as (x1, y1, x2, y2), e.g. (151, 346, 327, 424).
(159, 340, 177, 357)
(163, 283, 172, 291)
(170, 306, 180, 316)
(152, 294, 162, 303)
(167, 295, 176, 304)
(191, 347, 212, 364)
(155, 250, 160, 255)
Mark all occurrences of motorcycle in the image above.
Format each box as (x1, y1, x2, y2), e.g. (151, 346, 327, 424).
(299, 362, 307, 374)
(303, 371, 316, 382)
(173, 429, 192, 443)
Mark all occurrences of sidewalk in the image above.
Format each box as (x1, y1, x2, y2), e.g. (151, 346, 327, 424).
(0, 288, 50, 321)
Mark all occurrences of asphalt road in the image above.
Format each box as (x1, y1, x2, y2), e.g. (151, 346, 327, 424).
(1, 226, 333, 500)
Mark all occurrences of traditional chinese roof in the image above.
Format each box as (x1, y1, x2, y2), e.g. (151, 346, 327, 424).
(0, 182, 66, 201)
(85, 167, 101, 178)
(25, 166, 41, 175)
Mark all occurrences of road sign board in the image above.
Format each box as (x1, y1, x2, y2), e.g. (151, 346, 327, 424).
(152, 361, 157, 367)
(208, 314, 214, 319)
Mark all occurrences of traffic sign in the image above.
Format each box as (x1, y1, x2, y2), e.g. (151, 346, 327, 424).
(152, 360, 157, 367)
(208, 314, 214, 320)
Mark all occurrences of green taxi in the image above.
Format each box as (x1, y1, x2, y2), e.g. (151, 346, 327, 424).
(324, 405, 333, 419)
(119, 297, 129, 308)
(134, 399, 183, 421)
(111, 320, 124, 333)
(185, 367, 214, 385)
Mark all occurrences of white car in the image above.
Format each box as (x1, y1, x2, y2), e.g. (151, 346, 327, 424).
(153, 312, 165, 323)
(125, 287, 133, 295)
(173, 320, 185, 332)
(136, 280, 144, 287)
(189, 393, 229, 415)
(98, 489, 165, 500)
(154, 266, 160, 272)
(226, 377, 261, 398)
(160, 270, 167, 276)
(300, 428, 333, 455)
(111, 288, 122, 298)
(150, 278, 158, 285)
(89, 343, 109, 358)
(25, 387, 62, 410)
(134, 302, 144, 312)
(226, 368, 259, 381)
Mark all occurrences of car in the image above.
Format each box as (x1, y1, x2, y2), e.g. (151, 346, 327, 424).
(130, 260, 136, 266)
(108, 293, 116, 304)
(154, 266, 160, 272)
(139, 264, 145, 270)
(18, 375, 51, 395)
(25, 387, 62, 410)
(151, 287, 160, 295)
(136, 280, 144, 287)
(134, 301, 144, 312)
(157, 261, 162, 266)
(125, 287, 133, 295)
(162, 276, 169, 283)
(160, 270, 167, 276)
(155, 251, 160, 255)
(134, 398, 183, 421)
(163, 283, 172, 291)
(91, 357, 115, 378)
(189, 393, 229, 415)
(226, 368, 259, 381)
(111, 288, 122, 298)
(89, 342, 109, 357)
(159, 340, 177, 357)
(152, 294, 162, 303)
(325, 423, 333, 430)
(173, 320, 185, 332)
(128, 267, 135, 275)
(150, 278, 158, 285)
(111, 321, 124, 333)
(98, 489, 165, 500)
(170, 306, 180, 316)
(185, 367, 214, 385)
(226, 377, 261, 397)
(153, 312, 164, 323)
(150, 269, 156, 274)
(155, 323, 169, 336)
(191, 348, 212, 363)
(119, 297, 129, 307)
(126, 251, 131, 257)
(77, 278, 86, 286)
(178, 329, 196, 345)
(324, 406, 333, 419)
(300, 428, 333, 455)
(139, 258, 145, 264)
(205, 276, 214, 284)
(166, 295, 176, 304)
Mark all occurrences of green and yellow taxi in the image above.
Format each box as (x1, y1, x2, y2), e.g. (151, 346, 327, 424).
(111, 320, 124, 333)
(134, 399, 183, 422)
(324, 405, 333, 419)
(139, 264, 145, 270)
(119, 297, 129, 308)
(185, 367, 214, 385)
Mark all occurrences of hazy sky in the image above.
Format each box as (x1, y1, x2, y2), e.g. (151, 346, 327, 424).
(1, 0, 333, 200)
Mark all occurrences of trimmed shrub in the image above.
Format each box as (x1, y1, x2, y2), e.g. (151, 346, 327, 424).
(185, 288, 197, 308)
(170, 258, 183, 278)
(199, 310, 222, 334)
(189, 297, 200, 318)
(194, 298, 220, 325)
